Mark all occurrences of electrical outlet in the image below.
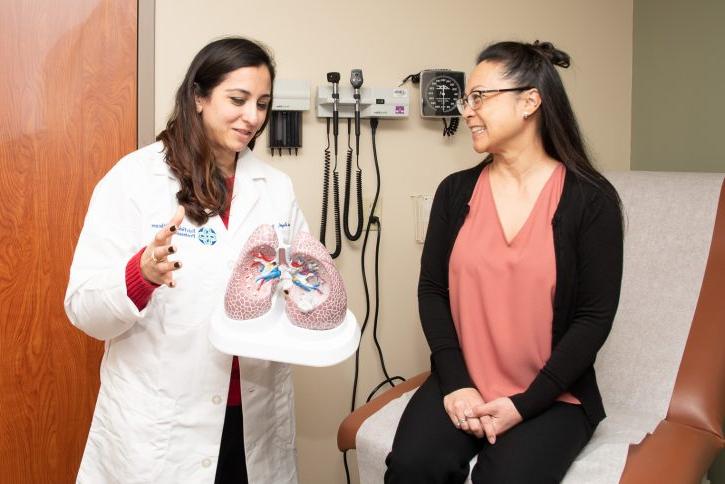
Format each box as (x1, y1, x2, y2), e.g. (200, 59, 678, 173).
(363, 195, 382, 231)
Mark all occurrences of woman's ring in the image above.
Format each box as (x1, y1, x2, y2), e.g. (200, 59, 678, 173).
(151, 250, 161, 264)
(458, 418, 467, 424)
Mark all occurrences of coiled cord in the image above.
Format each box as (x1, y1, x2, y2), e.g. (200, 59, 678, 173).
(320, 117, 343, 258)
(343, 119, 364, 241)
(331, 171, 342, 259)
(319, 118, 331, 245)
(442, 116, 459, 136)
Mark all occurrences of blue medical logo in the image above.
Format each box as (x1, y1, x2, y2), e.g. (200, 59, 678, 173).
(197, 227, 217, 246)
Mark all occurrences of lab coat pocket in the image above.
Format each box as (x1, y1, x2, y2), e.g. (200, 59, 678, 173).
(89, 376, 176, 483)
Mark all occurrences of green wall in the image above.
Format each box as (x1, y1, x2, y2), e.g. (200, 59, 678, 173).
(632, 0, 725, 172)
(633, 3, 724, 482)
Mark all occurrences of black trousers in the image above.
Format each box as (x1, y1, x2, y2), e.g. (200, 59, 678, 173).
(385, 373, 593, 484)
(214, 404, 249, 484)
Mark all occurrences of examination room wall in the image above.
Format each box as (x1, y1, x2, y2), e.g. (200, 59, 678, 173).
(154, 1, 633, 483)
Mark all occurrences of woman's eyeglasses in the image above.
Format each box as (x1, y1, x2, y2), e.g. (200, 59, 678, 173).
(456, 87, 534, 114)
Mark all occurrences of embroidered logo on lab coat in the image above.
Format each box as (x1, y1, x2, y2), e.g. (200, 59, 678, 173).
(151, 223, 216, 245)
(197, 227, 217, 246)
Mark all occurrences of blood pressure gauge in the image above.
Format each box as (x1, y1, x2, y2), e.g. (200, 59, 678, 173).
(420, 69, 465, 118)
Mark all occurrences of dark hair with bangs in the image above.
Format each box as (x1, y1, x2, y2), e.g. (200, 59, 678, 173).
(157, 37, 275, 226)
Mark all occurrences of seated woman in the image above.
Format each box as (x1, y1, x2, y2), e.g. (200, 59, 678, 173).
(385, 40, 624, 483)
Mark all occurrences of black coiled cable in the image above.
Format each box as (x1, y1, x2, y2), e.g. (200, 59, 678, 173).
(319, 118, 331, 245)
(449, 116, 459, 135)
(443, 116, 459, 136)
(343, 119, 364, 241)
(331, 170, 342, 259)
(320, 117, 343, 259)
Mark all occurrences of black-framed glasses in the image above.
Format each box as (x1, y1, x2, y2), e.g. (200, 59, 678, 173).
(456, 86, 534, 114)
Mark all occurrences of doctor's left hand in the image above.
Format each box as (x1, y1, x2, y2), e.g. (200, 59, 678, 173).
(141, 206, 185, 287)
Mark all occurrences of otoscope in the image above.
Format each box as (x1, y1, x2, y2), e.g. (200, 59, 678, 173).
(351, 69, 363, 141)
(329, 71, 341, 156)
(343, 69, 364, 241)
(319, 72, 342, 258)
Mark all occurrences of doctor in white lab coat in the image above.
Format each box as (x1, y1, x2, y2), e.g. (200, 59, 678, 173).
(65, 37, 303, 483)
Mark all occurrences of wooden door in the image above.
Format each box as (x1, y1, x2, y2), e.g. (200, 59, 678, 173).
(0, 1, 137, 482)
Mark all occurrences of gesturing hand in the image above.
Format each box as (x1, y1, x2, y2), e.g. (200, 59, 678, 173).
(140, 206, 185, 287)
(471, 397, 523, 443)
(443, 387, 496, 443)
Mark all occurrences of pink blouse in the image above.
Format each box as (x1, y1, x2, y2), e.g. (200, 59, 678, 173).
(449, 163, 578, 405)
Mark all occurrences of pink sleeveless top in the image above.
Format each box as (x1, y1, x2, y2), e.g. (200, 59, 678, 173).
(449, 163, 578, 405)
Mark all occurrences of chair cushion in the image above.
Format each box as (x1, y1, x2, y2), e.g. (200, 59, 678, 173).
(357, 390, 669, 484)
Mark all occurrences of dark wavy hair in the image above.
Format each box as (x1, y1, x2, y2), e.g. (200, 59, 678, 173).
(157, 37, 275, 226)
(477, 40, 621, 208)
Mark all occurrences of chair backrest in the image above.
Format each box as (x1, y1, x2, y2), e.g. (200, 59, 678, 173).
(595, 171, 725, 436)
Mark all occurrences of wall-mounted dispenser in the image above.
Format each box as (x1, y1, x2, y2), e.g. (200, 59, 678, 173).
(269, 79, 310, 155)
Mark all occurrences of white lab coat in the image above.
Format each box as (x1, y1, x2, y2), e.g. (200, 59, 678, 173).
(65, 142, 307, 483)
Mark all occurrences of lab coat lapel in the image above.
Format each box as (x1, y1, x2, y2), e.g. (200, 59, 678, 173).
(149, 149, 182, 217)
(227, 149, 263, 240)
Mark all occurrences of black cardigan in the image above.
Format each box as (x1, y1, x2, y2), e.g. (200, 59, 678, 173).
(418, 161, 623, 428)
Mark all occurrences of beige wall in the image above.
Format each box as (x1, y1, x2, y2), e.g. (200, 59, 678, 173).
(154, 1, 633, 483)
(631, 0, 725, 172)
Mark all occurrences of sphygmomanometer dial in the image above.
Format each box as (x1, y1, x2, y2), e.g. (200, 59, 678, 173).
(425, 75, 461, 115)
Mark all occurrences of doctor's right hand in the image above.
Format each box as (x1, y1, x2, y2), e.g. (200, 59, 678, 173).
(140, 206, 185, 287)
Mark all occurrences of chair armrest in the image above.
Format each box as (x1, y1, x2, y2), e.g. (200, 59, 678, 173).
(337, 372, 430, 451)
(620, 419, 724, 484)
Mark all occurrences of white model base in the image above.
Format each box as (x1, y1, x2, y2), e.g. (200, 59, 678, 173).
(209, 294, 360, 367)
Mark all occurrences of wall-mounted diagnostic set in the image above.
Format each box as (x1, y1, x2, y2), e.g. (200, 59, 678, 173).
(315, 70, 409, 259)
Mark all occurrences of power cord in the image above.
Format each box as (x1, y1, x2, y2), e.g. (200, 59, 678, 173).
(344, 118, 406, 484)
(366, 376, 406, 403)
(344, 450, 351, 484)
(350, 117, 405, 411)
